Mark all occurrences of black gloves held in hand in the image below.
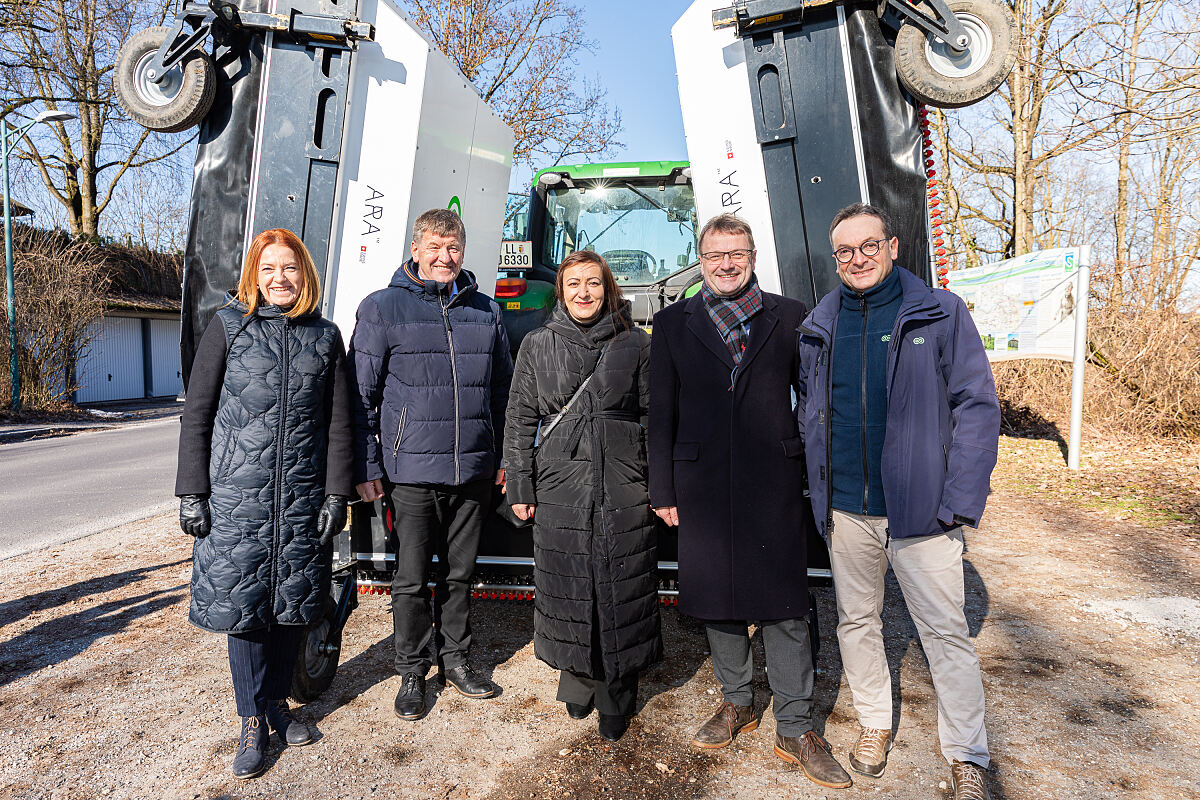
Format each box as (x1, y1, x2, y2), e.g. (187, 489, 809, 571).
(179, 495, 211, 538)
(317, 495, 349, 546)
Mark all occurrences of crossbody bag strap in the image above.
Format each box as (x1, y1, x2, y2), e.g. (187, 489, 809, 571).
(536, 341, 611, 447)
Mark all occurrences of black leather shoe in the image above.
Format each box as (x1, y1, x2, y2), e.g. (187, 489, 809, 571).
(266, 699, 314, 746)
(565, 700, 594, 720)
(232, 715, 268, 779)
(393, 673, 427, 720)
(442, 664, 497, 698)
(598, 714, 629, 742)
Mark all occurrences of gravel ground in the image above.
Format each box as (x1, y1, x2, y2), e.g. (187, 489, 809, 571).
(1, 436, 1198, 800)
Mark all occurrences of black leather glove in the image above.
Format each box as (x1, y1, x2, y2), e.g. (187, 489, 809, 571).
(317, 495, 349, 546)
(179, 495, 211, 538)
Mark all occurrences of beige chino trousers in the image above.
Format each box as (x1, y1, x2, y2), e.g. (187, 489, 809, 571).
(829, 509, 989, 767)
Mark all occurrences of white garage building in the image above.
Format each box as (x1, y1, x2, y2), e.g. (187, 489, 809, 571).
(73, 297, 183, 404)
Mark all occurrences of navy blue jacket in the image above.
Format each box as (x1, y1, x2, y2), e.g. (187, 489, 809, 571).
(830, 268, 902, 516)
(797, 267, 1000, 540)
(348, 261, 513, 486)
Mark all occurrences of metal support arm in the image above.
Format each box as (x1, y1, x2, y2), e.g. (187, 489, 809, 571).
(713, 0, 969, 52)
(147, 0, 375, 84)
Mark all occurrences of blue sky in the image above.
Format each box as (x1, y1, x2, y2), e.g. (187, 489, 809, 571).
(508, 0, 693, 190)
(574, 0, 692, 163)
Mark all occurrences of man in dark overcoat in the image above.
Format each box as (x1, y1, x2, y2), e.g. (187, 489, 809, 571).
(648, 213, 851, 789)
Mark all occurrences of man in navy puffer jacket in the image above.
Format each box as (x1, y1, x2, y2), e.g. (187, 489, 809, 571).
(349, 209, 512, 721)
(797, 204, 1000, 800)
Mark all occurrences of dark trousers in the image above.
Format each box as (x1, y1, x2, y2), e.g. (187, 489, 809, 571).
(554, 589, 639, 716)
(556, 669, 639, 716)
(227, 625, 305, 717)
(705, 618, 814, 737)
(389, 479, 490, 677)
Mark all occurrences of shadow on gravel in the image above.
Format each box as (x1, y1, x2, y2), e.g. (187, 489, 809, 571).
(303, 598, 538, 724)
(0, 559, 189, 629)
(0, 585, 185, 686)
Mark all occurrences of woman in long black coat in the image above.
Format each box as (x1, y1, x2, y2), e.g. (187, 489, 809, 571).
(175, 228, 354, 780)
(504, 250, 661, 741)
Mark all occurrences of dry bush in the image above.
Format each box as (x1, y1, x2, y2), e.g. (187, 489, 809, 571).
(0, 230, 109, 411)
(992, 261, 1200, 441)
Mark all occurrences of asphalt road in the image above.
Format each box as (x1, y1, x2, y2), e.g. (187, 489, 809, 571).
(0, 417, 180, 560)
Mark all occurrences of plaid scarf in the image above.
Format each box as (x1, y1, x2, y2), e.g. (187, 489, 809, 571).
(701, 274, 763, 364)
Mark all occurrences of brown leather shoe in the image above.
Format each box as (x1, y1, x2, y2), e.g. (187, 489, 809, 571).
(951, 760, 990, 800)
(690, 701, 758, 748)
(774, 731, 853, 789)
(848, 726, 892, 777)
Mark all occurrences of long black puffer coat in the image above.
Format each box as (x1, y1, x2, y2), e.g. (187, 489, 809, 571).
(176, 295, 355, 634)
(504, 302, 661, 681)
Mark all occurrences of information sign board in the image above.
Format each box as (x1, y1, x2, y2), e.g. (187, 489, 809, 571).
(945, 247, 1081, 361)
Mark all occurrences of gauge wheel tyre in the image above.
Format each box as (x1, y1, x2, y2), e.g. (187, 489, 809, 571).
(894, 0, 1017, 109)
(115, 26, 216, 133)
(290, 596, 342, 703)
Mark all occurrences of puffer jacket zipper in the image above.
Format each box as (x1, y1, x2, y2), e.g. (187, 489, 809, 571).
(393, 406, 408, 458)
(441, 294, 461, 484)
(271, 316, 291, 614)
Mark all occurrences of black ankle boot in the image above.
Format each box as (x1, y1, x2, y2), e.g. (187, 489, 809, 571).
(267, 699, 314, 746)
(565, 700, 593, 719)
(232, 715, 268, 779)
(598, 713, 629, 741)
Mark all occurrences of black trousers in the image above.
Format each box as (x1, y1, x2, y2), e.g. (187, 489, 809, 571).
(389, 479, 490, 676)
(556, 669, 639, 716)
(227, 625, 304, 717)
(554, 588, 639, 716)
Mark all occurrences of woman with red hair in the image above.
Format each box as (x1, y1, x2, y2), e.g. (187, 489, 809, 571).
(175, 228, 354, 779)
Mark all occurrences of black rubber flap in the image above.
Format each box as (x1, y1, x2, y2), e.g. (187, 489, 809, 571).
(180, 1, 268, 387)
(844, 7, 931, 286)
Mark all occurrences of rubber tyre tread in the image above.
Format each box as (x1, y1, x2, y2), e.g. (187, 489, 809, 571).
(290, 596, 340, 703)
(894, 0, 1018, 109)
(115, 26, 216, 133)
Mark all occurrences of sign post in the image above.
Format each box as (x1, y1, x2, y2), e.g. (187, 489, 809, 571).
(1067, 245, 1091, 470)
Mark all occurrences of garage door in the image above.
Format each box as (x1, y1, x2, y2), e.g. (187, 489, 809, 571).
(147, 319, 183, 397)
(75, 317, 145, 402)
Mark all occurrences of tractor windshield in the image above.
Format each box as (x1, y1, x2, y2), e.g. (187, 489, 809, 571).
(540, 182, 698, 286)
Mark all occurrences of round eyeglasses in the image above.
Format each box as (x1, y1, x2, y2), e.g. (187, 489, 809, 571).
(833, 239, 888, 264)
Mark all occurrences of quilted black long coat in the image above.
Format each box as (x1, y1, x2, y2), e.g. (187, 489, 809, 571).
(176, 295, 355, 634)
(504, 302, 662, 681)
(647, 290, 812, 621)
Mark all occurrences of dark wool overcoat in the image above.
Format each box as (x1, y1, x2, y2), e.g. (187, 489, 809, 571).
(504, 302, 662, 681)
(176, 296, 355, 634)
(648, 290, 812, 621)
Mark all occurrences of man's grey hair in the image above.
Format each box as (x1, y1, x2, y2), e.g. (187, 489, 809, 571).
(412, 208, 466, 248)
(828, 203, 896, 243)
(698, 212, 755, 252)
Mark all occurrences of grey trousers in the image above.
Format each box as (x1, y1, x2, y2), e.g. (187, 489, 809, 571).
(705, 618, 814, 737)
(829, 509, 989, 766)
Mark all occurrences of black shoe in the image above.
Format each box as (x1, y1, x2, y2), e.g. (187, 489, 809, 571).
(393, 673, 427, 720)
(598, 713, 629, 742)
(266, 699, 314, 746)
(232, 715, 268, 779)
(442, 664, 497, 698)
(565, 700, 594, 720)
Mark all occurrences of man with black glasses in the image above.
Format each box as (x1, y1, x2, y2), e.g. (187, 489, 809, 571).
(649, 213, 852, 790)
(796, 203, 1000, 800)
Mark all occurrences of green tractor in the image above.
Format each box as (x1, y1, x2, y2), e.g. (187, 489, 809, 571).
(496, 160, 701, 350)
